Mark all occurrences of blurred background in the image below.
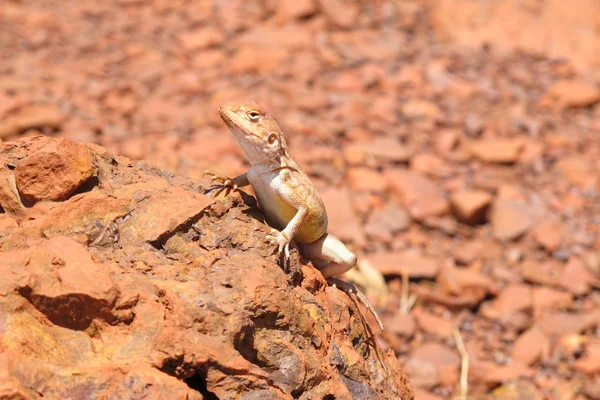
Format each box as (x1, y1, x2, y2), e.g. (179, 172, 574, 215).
(2, 0, 600, 398)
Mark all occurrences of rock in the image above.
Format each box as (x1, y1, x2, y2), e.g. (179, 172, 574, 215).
(404, 343, 460, 389)
(449, 190, 493, 225)
(546, 80, 600, 107)
(555, 157, 596, 188)
(317, 0, 360, 29)
(343, 137, 411, 165)
(320, 187, 365, 246)
(347, 167, 387, 192)
(401, 100, 443, 121)
(177, 27, 223, 50)
(511, 327, 549, 366)
(364, 202, 410, 242)
(14, 138, 96, 204)
(468, 138, 523, 164)
(557, 257, 598, 295)
(413, 308, 454, 339)
(385, 312, 417, 338)
(0, 137, 414, 399)
(489, 380, 543, 400)
(483, 283, 532, 319)
(484, 363, 534, 384)
(533, 219, 562, 252)
(531, 287, 573, 312)
(491, 199, 533, 241)
(573, 343, 600, 374)
(370, 251, 440, 278)
(538, 311, 600, 336)
(272, 0, 317, 23)
(0, 170, 25, 220)
(0, 104, 64, 138)
(385, 168, 449, 221)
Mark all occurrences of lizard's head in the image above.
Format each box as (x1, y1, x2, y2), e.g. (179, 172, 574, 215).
(219, 100, 289, 163)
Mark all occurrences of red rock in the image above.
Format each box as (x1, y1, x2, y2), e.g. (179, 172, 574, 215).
(405, 343, 460, 389)
(511, 327, 549, 366)
(573, 344, 600, 374)
(449, 190, 493, 225)
(468, 138, 523, 164)
(484, 362, 534, 384)
(484, 283, 532, 319)
(538, 311, 600, 336)
(230, 46, 287, 74)
(385, 312, 416, 337)
(410, 153, 452, 178)
(343, 137, 411, 165)
(14, 138, 96, 203)
(555, 157, 596, 188)
(547, 80, 600, 107)
(558, 257, 598, 295)
(119, 187, 215, 244)
(370, 251, 440, 278)
(413, 308, 454, 338)
(532, 287, 573, 312)
(437, 265, 496, 297)
(385, 168, 449, 221)
(533, 219, 563, 252)
(434, 129, 460, 156)
(0, 170, 25, 220)
(490, 380, 543, 400)
(178, 27, 223, 50)
(413, 389, 444, 400)
(0, 104, 64, 138)
(401, 99, 443, 121)
(320, 187, 365, 246)
(272, 0, 317, 23)
(365, 203, 410, 242)
(452, 239, 484, 265)
(317, 0, 359, 28)
(491, 199, 533, 241)
(520, 260, 560, 285)
(347, 167, 387, 192)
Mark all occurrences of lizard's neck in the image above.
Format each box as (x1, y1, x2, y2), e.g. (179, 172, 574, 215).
(251, 153, 298, 173)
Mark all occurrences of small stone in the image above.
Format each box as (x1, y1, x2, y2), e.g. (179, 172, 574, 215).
(558, 257, 598, 295)
(401, 99, 443, 121)
(15, 138, 96, 204)
(511, 327, 549, 366)
(343, 137, 411, 165)
(385, 168, 449, 221)
(573, 344, 600, 374)
(365, 203, 410, 242)
(546, 79, 600, 108)
(484, 363, 534, 384)
(485, 283, 532, 318)
(449, 190, 493, 225)
(491, 199, 533, 241)
(490, 380, 543, 400)
(347, 167, 387, 192)
(469, 138, 523, 164)
(532, 287, 573, 312)
(370, 251, 440, 278)
(413, 308, 454, 338)
(317, 0, 359, 28)
(178, 28, 223, 50)
(533, 219, 562, 252)
(272, 0, 317, 23)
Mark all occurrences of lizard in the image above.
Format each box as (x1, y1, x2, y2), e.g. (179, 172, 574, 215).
(204, 100, 384, 332)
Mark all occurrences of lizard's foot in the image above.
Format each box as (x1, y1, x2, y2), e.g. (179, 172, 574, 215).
(266, 228, 291, 258)
(327, 277, 384, 333)
(203, 170, 238, 197)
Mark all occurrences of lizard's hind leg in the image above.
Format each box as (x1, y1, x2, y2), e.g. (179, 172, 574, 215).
(301, 234, 384, 332)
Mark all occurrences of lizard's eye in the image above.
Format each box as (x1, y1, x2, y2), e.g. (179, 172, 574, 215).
(246, 110, 260, 121)
(267, 133, 278, 144)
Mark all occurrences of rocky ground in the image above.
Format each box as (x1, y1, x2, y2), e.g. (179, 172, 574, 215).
(1, 0, 600, 399)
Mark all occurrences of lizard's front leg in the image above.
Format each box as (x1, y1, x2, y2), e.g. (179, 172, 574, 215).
(266, 206, 308, 258)
(203, 171, 249, 197)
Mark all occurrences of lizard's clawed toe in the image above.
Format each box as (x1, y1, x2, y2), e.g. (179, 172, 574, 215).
(266, 229, 291, 258)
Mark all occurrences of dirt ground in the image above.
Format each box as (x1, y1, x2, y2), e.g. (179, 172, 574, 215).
(1, 0, 600, 398)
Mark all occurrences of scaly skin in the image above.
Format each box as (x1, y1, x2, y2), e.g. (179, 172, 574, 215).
(205, 100, 383, 331)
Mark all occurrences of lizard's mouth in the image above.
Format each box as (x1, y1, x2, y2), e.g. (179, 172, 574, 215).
(219, 108, 262, 140)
